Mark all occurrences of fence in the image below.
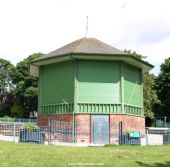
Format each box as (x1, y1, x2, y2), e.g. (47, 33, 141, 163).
(0, 119, 170, 146)
(155, 119, 170, 127)
(144, 127, 170, 145)
(0, 118, 37, 123)
(0, 123, 48, 144)
(0, 119, 140, 146)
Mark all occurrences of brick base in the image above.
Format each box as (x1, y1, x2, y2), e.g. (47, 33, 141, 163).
(110, 114, 145, 135)
(38, 114, 145, 144)
(38, 114, 73, 126)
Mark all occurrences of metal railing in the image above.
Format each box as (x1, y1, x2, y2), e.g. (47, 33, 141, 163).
(0, 120, 170, 146)
(145, 127, 170, 145)
(0, 118, 37, 123)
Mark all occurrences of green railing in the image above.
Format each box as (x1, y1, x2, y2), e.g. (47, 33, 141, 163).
(40, 103, 74, 115)
(77, 103, 122, 114)
(124, 104, 143, 116)
(39, 103, 143, 116)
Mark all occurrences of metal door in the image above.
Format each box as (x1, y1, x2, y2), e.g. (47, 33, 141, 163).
(91, 115, 109, 144)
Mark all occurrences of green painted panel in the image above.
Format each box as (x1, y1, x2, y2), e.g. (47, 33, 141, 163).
(39, 103, 74, 115)
(77, 103, 122, 114)
(77, 60, 120, 103)
(123, 63, 142, 106)
(39, 61, 74, 114)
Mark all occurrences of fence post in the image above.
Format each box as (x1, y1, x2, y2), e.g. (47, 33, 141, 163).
(146, 128, 149, 145)
(72, 112, 75, 144)
(48, 118, 52, 145)
(13, 123, 16, 143)
(119, 121, 123, 145)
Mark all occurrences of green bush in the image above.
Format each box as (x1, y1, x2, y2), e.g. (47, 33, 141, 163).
(23, 123, 38, 130)
(11, 104, 25, 118)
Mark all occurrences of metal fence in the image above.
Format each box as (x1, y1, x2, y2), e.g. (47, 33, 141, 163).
(0, 119, 170, 146)
(0, 119, 141, 145)
(145, 127, 170, 145)
(0, 123, 48, 144)
(0, 118, 37, 123)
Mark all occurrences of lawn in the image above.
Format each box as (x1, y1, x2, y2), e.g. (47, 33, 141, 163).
(0, 142, 170, 167)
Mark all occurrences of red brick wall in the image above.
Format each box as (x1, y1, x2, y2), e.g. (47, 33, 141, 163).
(110, 114, 145, 135)
(38, 114, 145, 144)
(38, 114, 73, 126)
(38, 114, 91, 143)
(75, 114, 91, 143)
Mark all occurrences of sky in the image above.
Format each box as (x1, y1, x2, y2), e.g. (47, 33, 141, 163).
(0, 0, 170, 75)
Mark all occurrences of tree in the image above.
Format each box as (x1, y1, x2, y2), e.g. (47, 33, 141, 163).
(12, 53, 43, 117)
(11, 104, 25, 118)
(0, 59, 15, 101)
(124, 50, 159, 123)
(0, 58, 15, 116)
(124, 49, 147, 60)
(143, 73, 160, 120)
(155, 58, 170, 114)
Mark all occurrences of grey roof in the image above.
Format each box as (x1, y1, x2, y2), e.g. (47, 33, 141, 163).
(32, 37, 153, 71)
(37, 38, 126, 61)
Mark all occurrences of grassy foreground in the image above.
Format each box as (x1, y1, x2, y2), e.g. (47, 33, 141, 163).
(0, 142, 170, 167)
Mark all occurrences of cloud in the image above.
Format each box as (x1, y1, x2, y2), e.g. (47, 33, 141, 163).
(0, 0, 169, 75)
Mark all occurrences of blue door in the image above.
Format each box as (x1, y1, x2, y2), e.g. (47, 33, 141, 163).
(91, 115, 109, 144)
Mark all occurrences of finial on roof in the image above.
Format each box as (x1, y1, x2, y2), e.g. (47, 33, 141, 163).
(84, 16, 88, 38)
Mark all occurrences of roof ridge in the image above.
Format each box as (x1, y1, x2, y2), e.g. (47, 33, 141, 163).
(72, 38, 86, 52)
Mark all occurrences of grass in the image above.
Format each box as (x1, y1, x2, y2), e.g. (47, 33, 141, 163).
(0, 142, 170, 167)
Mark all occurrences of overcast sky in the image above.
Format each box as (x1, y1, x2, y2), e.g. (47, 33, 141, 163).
(0, 0, 170, 75)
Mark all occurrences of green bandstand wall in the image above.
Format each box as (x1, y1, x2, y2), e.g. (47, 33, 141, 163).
(39, 61, 74, 115)
(39, 59, 143, 116)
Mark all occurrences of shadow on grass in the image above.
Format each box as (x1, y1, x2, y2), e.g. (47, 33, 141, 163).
(136, 161, 170, 167)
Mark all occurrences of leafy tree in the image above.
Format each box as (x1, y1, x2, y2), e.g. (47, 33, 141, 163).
(155, 58, 170, 114)
(12, 53, 43, 117)
(0, 58, 15, 116)
(2, 91, 15, 116)
(143, 73, 160, 120)
(0, 59, 15, 101)
(124, 49, 147, 60)
(124, 50, 159, 123)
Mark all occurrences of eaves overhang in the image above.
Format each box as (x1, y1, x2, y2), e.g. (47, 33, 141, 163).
(31, 52, 154, 73)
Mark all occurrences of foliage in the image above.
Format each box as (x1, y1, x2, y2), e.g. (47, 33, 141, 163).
(0, 58, 15, 116)
(11, 104, 25, 118)
(0, 53, 42, 117)
(124, 128, 134, 134)
(12, 53, 43, 117)
(23, 123, 38, 130)
(0, 142, 170, 167)
(124, 49, 147, 60)
(24, 86, 38, 104)
(0, 58, 15, 97)
(0, 103, 6, 117)
(143, 73, 160, 119)
(155, 57, 170, 114)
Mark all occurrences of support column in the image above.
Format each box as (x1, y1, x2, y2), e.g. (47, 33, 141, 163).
(141, 69, 144, 115)
(120, 62, 124, 114)
(38, 67, 42, 116)
(73, 59, 78, 114)
(73, 60, 78, 142)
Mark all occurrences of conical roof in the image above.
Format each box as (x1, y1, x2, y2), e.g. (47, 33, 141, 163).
(31, 37, 153, 73)
(45, 37, 125, 58)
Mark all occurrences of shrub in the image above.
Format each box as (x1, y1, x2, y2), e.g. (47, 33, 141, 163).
(11, 104, 25, 118)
